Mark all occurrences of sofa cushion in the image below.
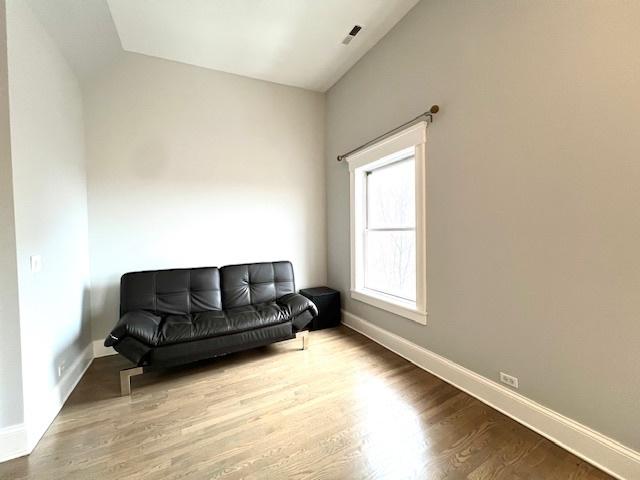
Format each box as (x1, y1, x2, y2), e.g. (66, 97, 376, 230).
(224, 302, 287, 332)
(220, 261, 295, 309)
(143, 322, 295, 368)
(159, 303, 287, 345)
(159, 310, 227, 345)
(108, 300, 304, 347)
(120, 267, 221, 316)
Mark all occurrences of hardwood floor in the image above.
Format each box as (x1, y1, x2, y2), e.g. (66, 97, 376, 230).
(0, 327, 611, 480)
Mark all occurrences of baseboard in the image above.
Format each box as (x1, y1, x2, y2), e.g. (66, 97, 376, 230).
(0, 424, 28, 464)
(92, 339, 116, 358)
(0, 341, 93, 466)
(0, 343, 93, 462)
(342, 310, 640, 480)
(0, 342, 93, 464)
(25, 341, 93, 453)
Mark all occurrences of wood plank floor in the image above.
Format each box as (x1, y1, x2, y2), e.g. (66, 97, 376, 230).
(0, 326, 611, 480)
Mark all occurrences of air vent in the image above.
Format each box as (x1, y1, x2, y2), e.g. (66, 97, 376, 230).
(342, 25, 363, 45)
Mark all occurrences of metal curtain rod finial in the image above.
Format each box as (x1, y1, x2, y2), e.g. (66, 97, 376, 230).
(336, 105, 440, 162)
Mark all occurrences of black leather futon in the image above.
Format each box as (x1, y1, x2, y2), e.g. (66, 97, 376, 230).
(104, 261, 317, 394)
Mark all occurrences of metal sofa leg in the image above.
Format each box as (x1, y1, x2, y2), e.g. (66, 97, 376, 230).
(120, 366, 144, 396)
(296, 330, 309, 350)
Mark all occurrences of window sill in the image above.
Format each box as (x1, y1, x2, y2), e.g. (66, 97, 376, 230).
(351, 289, 427, 325)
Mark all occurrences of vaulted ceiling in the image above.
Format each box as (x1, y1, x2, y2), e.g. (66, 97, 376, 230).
(28, 0, 419, 91)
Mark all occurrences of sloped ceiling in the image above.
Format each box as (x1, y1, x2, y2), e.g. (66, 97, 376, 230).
(28, 0, 419, 91)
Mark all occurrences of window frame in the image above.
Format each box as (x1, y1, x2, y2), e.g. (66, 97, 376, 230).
(347, 122, 428, 325)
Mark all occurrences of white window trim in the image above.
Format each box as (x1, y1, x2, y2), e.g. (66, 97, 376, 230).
(347, 121, 428, 325)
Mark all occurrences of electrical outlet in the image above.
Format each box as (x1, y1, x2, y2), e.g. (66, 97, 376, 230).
(500, 372, 519, 389)
(58, 361, 66, 378)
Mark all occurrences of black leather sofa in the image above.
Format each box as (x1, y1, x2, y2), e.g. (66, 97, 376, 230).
(104, 261, 317, 395)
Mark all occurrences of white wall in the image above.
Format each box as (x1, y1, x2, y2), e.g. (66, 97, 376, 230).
(326, 0, 640, 452)
(84, 53, 326, 340)
(0, 0, 23, 430)
(6, 0, 91, 441)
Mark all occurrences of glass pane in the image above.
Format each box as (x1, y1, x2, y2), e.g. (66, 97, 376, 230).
(364, 230, 416, 301)
(367, 156, 415, 229)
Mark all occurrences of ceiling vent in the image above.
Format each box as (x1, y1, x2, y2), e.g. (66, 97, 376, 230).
(342, 25, 363, 45)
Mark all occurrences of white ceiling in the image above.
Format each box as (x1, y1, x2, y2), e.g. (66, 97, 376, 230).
(27, 0, 418, 91)
(106, 0, 419, 92)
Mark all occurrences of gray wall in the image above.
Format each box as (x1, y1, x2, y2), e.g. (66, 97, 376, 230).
(0, 0, 24, 429)
(326, 0, 640, 450)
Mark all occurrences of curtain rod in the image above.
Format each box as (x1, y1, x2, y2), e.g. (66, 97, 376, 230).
(336, 105, 440, 162)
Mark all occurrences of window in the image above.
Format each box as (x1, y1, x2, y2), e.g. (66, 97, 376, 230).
(365, 154, 416, 301)
(347, 122, 427, 324)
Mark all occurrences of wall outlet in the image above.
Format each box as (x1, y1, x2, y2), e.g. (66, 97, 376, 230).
(500, 372, 519, 389)
(58, 360, 66, 378)
(30, 255, 42, 273)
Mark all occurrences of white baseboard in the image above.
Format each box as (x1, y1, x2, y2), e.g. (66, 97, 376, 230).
(342, 310, 640, 480)
(0, 424, 28, 464)
(0, 342, 93, 464)
(25, 342, 94, 452)
(92, 339, 116, 358)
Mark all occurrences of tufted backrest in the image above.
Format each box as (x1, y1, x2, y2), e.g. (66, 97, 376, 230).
(120, 267, 221, 316)
(220, 261, 295, 309)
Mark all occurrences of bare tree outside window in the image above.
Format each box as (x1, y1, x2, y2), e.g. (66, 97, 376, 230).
(364, 154, 416, 301)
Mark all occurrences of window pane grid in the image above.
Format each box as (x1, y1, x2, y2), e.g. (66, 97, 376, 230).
(366, 227, 415, 232)
(363, 155, 417, 303)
